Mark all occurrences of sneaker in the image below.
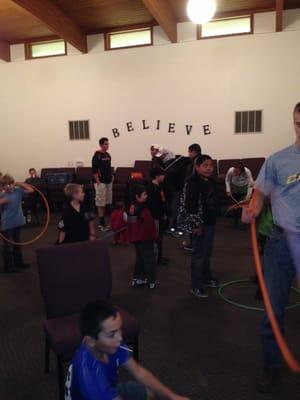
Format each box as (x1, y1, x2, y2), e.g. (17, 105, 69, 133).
(172, 230, 184, 238)
(190, 288, 208, 298)
(183, 244, 193, 251)
(98, 225, 110, 232)
(256, 368, 280, 394)
(204, 279, 219, 288)
(165, 228, 176, 235)
(131, 278, 148, 288)
(149, 281, 159, 289)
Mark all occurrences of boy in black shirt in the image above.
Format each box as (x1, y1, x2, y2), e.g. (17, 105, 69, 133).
(184, 155, 219, 298)
(147, 168, 168, 265)
(92, 137, 113, 231)
(58, 184, 96, 244)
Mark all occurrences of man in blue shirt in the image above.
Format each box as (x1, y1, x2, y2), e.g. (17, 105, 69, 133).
(66, 302, 189, 400)
(251, 103, 300, 393)
(0, 174, 33, 273)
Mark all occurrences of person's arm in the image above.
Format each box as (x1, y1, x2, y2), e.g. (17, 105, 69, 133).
(92, 154, 101, 184)
(0, 197, 8, 206)
(124, 358, 189, 400)
(58, 231, 66, 244)
(225, 168, 232, 195)
(16, 182, 34, 194)
(249, 189, 265, 219)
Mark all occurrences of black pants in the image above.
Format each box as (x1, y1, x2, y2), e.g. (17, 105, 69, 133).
(2, 227, 23, 270)
(154, 219, 166, 262)
(134, 241, 156, 284)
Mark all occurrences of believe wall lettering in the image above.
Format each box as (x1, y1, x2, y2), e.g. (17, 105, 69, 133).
(112, 120, 211, 138)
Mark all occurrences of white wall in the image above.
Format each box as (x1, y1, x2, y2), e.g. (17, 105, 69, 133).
(1, 12, 300, 180)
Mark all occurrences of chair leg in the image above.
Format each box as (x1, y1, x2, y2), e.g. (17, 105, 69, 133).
(45, 337, 50, 373)
(133, 337, 139, 361)
(57, 354, 65, 400)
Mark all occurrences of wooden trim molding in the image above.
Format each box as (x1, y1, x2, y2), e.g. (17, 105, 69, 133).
(10, 0, 87, 53)
(140, 0, 177, 43)
(276, 0, 284, 32)
(0, 39, 10, 62)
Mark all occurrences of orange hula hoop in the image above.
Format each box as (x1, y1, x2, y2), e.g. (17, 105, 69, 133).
(0, 184, 51, 246)
(247, 196, 300, 373)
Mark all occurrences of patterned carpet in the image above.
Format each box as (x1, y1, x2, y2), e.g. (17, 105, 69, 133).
(0, 216, 299, 400)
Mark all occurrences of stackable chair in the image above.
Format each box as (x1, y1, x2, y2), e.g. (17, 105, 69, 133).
(36, 240, 140, 400)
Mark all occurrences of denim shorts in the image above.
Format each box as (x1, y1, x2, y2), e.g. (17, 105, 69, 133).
(116, 381, 147, 400)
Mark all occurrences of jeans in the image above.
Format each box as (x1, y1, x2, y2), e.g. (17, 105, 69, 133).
(2, 227, 24, 270)
(170, 191, 181, 229)
(134, 241, 156, 284)
(261, 226, 297, 368)
(191, 225, 215, 289)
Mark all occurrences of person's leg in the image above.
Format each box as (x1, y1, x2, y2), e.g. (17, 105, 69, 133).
(202, 225, 217, 285)
(190, 233, 207, 294)
(2, 229, 18, 272)
(95, 183, 107, 227)
(133, 243, 145, 281)
(258, 228, 296, 392)
(12, 228, 24, 267)
(105, 183, 113, 226)
(139, 241, 156, 286)
(170, 191, 181, 231)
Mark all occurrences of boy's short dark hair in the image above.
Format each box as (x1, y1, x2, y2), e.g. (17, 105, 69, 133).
(80, 301, 118, 339)
(133, 185, 147, 198)
(150, 167, 165, 180)
(29, 168, 36, 173)
(195, 154, 212, 166)
(294, 103, 300, 114)
(232, 160, 245, 173)
(188, 143, 201, 154)
(99, 137, 109, 146)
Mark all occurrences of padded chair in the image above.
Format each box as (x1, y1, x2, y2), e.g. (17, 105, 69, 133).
(36, 240, 140, 400)
(41, 168, 76, 210)
(242, 157, 265, 179)
(134, 160, 152, 179)
(113, 167, 134, 202)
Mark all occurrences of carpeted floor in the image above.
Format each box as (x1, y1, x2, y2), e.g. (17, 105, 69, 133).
(0, 216, 300, 400)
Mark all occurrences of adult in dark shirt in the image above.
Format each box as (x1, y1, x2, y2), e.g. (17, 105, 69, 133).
(92, 137, 113, 231)
(186, 144, 202, 179)
(184, 155, 219, 298)
(58, 184, 96, 244)
(147, 168, 168, 265)
(25, 168, 43, 185)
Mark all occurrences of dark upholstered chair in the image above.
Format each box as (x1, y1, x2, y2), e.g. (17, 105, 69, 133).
(36, 240, 140, 400)
(242, 157, 265, 179)
(113, 167, 134, 202)
(134, 160, 152, 179)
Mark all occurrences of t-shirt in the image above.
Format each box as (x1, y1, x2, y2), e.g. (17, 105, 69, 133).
(147, 182, 167, 220)
(58, 204, 94, 243)
(92, 151, 112, 184)
(65, 344, 130, 400)
(0, 187, 26, 231)
(225, 167, 254, 198)
(255, 144, 300, 233)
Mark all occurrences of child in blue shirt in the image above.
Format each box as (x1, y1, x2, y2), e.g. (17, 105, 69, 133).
(0, 174, 33, 273)
(66, 301, 189, 400)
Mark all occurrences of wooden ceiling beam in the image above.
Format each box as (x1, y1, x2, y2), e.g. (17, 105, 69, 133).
(0, 39, 10, 62)
(140, 0, 177, 43)
(10, 0, 87, 53)
(276, 0, 284, 32)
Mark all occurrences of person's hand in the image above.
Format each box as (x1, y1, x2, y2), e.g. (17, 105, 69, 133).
(226, 191, 231, 197)
(89, 235, 97, 241)
(192, 227, 202, 236)
(169, 394, 190, 400)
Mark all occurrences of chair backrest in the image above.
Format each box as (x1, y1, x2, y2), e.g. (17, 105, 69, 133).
(114, 167, 134, 184)
(242, 157, 265, 179)
(36, 241, 112, 319)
